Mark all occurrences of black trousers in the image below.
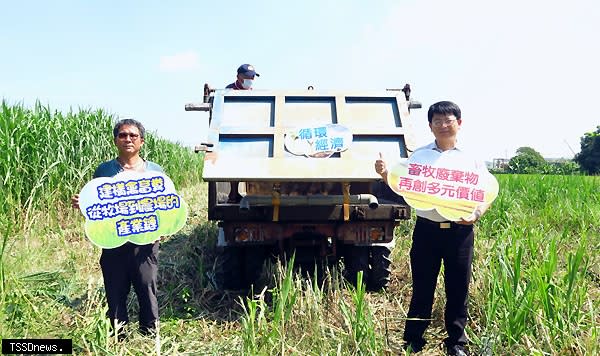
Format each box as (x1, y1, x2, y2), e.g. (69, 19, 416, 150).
(99, 241, 159, 332)
(403, 217, 474, 348)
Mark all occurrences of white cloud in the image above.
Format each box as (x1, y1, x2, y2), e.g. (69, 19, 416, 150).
(159, 51, 200, 72)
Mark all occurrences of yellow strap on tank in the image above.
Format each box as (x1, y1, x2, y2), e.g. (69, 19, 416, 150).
(342, 182, 350, 221)
(272, 183, 281, 222)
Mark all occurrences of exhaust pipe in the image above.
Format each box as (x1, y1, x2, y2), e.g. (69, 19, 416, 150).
(239, 194, 379, 211)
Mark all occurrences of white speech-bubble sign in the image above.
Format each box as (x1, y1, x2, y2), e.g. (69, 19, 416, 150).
(387, 149, 499, 221)
(284, 123, 353, 158)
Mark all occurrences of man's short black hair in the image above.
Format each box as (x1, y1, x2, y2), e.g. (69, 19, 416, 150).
(113, 118, 146, 139)
(427, 101, 461, 123)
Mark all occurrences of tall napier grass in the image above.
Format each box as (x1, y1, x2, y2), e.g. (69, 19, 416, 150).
(0, 100, 204, 231)
(0, 101, 207, 353)
(1, 101, 109, 227)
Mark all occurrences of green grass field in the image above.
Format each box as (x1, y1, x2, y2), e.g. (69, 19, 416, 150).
(1, 103, 598, 355)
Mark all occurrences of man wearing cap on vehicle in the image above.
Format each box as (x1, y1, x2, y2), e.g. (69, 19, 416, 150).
(225, 64, 260, 202)
(226, 63, 260, 90)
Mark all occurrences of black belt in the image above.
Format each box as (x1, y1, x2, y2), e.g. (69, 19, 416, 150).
(416, 216, 468, 229)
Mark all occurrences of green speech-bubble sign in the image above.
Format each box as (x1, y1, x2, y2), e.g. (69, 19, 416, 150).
(78, 171, 188, 248)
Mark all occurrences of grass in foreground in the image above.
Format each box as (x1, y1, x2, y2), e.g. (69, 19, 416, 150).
(2, 175, 598, 355)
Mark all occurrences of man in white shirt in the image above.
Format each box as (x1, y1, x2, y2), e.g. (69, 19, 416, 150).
(375, 101, 490, 356)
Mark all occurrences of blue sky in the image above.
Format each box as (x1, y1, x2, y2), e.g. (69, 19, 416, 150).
(2, 0, 598, 162)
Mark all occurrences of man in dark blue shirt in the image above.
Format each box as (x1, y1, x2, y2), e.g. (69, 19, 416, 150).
(71, 119, 164, 337)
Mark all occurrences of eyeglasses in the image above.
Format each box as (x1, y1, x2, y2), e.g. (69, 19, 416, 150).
(117, 132, 141, 140)
(431, 118, 458, 127)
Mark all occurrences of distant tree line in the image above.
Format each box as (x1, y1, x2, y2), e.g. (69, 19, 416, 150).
(494, 126, 600, 175)
(574, 126, 600, 175)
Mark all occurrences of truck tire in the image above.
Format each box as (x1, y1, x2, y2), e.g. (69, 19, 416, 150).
(343, 245, 370, 287)
(242, 246, 266, 289)
(368, 245, 392, 291)
(215, 246, 243, 290)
